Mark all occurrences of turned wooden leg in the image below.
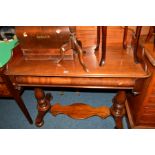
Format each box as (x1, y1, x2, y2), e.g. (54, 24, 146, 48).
(34, 88, 52, 127)
(111, 90, 126, 129)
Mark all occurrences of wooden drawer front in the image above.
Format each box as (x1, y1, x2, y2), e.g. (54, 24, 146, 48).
(143, 106, 155, 114)
(139, 96, 155, 125)
(139, 114, 155, 125)
(0, 83, 11, 97)
(146, 97, 155, 107)
(150, 88, 155, 97)
(140, 103, 155, 121)
(142, 97, 155, 116)
(143, 82, 155, 108)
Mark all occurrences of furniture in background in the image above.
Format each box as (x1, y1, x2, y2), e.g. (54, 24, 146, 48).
(145, 26, 155, 45)
(0, 38, 32, 124)
(0, 67, 33, 124)
(0, 26, 150, 128)
(126, 26, 155, 128)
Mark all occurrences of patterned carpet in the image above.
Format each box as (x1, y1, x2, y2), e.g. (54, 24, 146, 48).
(0, 89, 128, 129)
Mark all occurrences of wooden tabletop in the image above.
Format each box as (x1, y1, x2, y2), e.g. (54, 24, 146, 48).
(6, 43, 148, 78)
(5, 27, 148, 79)
(5, 27, 149, 89)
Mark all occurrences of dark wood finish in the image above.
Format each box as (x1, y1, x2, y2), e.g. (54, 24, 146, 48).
(70, 33, 89, 72)
(145, 26, 155, 49)
(126, 34, 155, 128)
(16, 26, 74, 49)
(34, 88, 52, 127)
(111, 90, 126, 129)
(6, 45, 148, 78)
(1, 26, 150, 128)
(100, 26, 107, 66)
(145, 26, 154, 42)
(123, 26, 128, 49)
(97, 26, 145, 67)
(0, 67, 33, 124)
(133, 26, 142, 63)
(95, 26, 100, 51)
(0, 76, 11, 97)
(16, 26, 88, 72)
(153, 27, 155, 49)
(51, 103, 110, 119)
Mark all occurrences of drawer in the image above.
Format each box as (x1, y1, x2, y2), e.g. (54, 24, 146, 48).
(138, 114, 155, 125)
(143, 106, 155, 114)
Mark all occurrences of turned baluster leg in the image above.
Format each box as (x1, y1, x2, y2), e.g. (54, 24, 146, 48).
(111, 90, 126, 129)
(95, 26, 100, 51)
(34, 88, 52, 127)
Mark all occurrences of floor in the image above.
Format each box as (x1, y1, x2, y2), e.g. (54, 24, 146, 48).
(0, 89, 128, 129)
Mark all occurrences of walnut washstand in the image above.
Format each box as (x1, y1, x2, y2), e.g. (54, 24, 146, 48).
(4, 26, 150, 128)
